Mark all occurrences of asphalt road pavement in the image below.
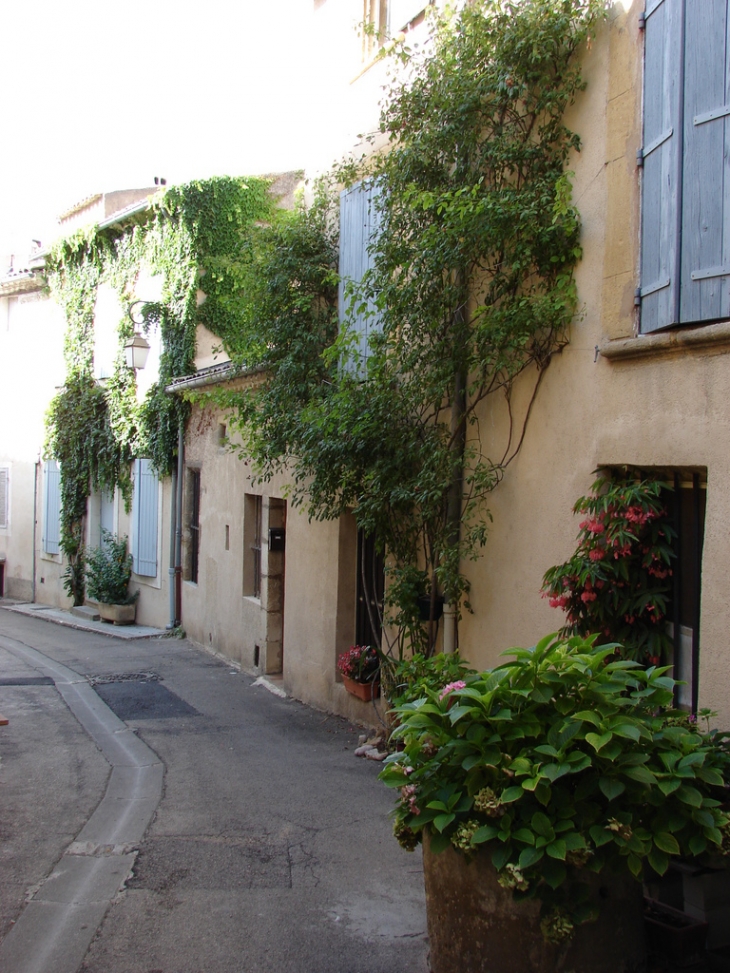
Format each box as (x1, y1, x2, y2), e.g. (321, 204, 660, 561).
(0, 604, 429, 973)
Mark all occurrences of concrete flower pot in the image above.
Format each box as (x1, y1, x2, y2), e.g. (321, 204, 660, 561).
(98, 602, 136, 626)
(422, 832, 646, 973)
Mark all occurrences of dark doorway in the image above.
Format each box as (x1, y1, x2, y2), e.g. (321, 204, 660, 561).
(665, 473, 706, 714)
(356, 529, 384, 649)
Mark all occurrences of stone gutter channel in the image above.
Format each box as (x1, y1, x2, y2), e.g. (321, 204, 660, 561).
(0, 638, 163, 973)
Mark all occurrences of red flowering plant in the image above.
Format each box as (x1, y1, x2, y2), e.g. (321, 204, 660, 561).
(541, 474, 676, 664)
(337, 645, 380, 685)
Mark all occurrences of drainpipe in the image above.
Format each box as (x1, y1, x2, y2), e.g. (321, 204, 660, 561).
(32, 454, 40, 603)
(166, 466, 177, 629)
(174, 421, 184, 626)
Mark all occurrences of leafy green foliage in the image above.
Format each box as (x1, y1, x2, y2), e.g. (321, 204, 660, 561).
(384, 651, 475, 708)
(85, 530, 136, 605)
(542, 473, 677, 661)
(221, 0, 606, 656)
(381, 634, 730, 939)
(44, 176, 272, 601)
(46, 375, 132, 604)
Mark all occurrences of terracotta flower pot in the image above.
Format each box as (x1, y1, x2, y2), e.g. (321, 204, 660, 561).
(422, 832, 646, 973)
(342, 675, 380, 701)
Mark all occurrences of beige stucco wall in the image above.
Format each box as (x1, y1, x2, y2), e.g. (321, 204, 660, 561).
(455, 3, 730, 728)
(187, 1, 730, 729)
(178, 393, 382, 723)
(0, 289, 66, 602)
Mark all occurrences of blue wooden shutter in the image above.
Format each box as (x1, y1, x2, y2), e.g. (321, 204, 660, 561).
(640, 0, 684, 333)
(132, 459, 158, 577)
(339, 180, 383, 376)
(679, 0, 730, 323)
(42, 461, 61, 555)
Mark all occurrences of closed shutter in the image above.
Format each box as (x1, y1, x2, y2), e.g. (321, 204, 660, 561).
(0, 468, 8, 529)
(639, 0, 684, 333)
(339, 180, 383, 375)
(132, 459, 158, 577)
(42, 461, 61, 555)
(679, 0, 730, 323)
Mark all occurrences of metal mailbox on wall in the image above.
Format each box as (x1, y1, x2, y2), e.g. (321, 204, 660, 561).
(268, 528, 285, 553)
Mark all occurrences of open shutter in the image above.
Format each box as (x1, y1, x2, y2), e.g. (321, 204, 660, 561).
(132, 459, 158, 577)
(640, 0, 684, 333)
(679, 0, 730, 323)
(389, 0, 426, 32)
(0, 468, 8, 529)
(339, 181, 383, 377)
(42, 461, 61, 555)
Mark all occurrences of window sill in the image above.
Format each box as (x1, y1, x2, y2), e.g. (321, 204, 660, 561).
(600, 321, 730, 362)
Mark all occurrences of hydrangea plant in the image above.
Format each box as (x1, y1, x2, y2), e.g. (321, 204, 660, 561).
(380, 634, 730, 942)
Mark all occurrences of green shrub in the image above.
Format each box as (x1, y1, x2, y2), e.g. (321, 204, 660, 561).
(85, 530, 137, 605)
(380, 633, 730, 940)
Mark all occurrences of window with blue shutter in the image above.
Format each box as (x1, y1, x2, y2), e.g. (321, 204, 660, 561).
(132, 459, 158, 577)
(339, 180, 383, 377)
(42, 461, 61, 555)
(640, 0, 730, 332)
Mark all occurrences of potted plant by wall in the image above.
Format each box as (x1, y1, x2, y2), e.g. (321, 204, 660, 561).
(86, 530, 138, 625)
(337, 645, 380, 701)
(380, 634, 730, 973)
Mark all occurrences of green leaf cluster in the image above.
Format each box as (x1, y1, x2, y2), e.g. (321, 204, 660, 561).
(219, 0, 606, 655)
(85, 530, 137, 605)
(381, 633, 730, 937)
(44, 176, 272, 602)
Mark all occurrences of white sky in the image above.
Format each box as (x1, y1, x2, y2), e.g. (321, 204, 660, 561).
(0, 0, 346, 255)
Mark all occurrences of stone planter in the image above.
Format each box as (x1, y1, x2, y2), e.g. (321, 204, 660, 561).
(644, 898, 708, 967)
(98, 602, 136, 626)
(422, 832, 646, 973)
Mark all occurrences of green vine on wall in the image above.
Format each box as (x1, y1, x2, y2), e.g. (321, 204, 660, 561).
(45, 176, 273, 603)
(223, 0, 606, 656)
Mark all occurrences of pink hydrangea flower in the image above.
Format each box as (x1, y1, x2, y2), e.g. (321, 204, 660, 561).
(439, 680, 466, 700)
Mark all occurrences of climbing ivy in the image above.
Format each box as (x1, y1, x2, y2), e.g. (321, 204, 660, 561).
(222, 0, 606, 656)
(45, 176, 273, 603)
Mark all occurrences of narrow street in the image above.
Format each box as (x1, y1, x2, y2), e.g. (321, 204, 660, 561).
(0, 605, 428, 973)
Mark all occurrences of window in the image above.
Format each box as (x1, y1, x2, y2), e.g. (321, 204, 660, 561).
(132, 459, 159, 577)
(243, 494, 262, 598)
(93, 284, 123, 380)
(339, 180, 383, 376)
(0, 466, 8, 530)
(389, 0, 427, 32)
(356, 529, 384, 649)
(361, 0, 428, 59)
(188, 469, 201, 584)
(42, 461, 61, 555)
(640, 0, 730, 332)
(362, 0, 387, 61)
(664, 473, 706, 713)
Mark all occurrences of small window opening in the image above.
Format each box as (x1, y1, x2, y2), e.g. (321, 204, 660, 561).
(243, 494, 263, 599)
(188, 469, 201, 584)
